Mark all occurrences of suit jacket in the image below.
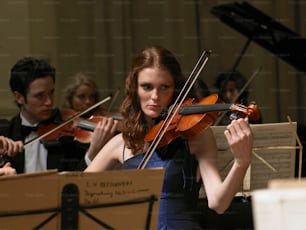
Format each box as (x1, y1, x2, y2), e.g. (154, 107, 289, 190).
(0, 109, 88, 173)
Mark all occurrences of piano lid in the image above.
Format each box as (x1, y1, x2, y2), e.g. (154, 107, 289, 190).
(211, 1, 306, 72)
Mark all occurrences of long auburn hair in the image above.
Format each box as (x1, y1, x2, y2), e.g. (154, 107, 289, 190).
(120, 45, 185, 154)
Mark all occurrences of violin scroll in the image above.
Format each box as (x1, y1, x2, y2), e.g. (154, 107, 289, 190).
(230, 102, 261, 122)
(246, 102, 261, 121)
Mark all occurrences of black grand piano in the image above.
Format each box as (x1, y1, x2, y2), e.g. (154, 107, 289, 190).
(210, 0, 306, 176)
(211, 1, 306, 72)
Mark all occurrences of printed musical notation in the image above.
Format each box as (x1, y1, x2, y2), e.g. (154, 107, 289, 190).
(212, 122, 298, 194)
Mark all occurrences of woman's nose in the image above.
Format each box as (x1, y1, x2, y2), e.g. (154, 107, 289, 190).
(151, 89, 159, 100)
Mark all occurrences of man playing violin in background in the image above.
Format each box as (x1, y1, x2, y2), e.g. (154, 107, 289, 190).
(214, 70, 262, 125)
(0, 57, 117, 174)
(0, 136, 23, 176)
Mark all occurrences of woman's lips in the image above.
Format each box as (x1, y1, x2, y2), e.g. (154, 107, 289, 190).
(147, 105, 160, 110)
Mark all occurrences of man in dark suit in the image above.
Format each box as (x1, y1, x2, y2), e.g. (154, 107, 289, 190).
(0, 57, 87, 173)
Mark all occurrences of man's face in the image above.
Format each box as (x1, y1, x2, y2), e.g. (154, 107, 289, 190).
(222, 80, 238, 103)
(14, 76, 55, 124)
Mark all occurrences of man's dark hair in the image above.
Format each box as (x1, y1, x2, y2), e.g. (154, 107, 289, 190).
(10, 57, 56, 99)
(214, 70, 248, 103)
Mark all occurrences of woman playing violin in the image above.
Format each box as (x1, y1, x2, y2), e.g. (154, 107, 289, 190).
(85, 45, 253, 229)
(63, 73, 103, 116)
(62, 73, 119, 162)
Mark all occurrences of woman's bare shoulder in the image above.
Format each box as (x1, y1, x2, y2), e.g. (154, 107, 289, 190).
(86, 133, 125, 171)
(104, 133, 124, 151)
(105, 133, 126, 161)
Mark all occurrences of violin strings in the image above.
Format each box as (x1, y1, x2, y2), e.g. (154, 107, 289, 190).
(137, 50, 211, 169)
(230, 104, 247, 113)
(107, 89, 120, 112)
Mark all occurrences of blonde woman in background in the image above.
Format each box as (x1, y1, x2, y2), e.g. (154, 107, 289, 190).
(62, 73, 119, 164)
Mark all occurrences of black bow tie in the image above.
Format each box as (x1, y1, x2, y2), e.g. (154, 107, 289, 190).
(21, 125, 38, 137)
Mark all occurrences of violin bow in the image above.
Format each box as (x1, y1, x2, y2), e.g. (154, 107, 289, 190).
(214, 66, 262, 125)
(107, 88, 120, 112)
(24, 96, 112, 147)
(137, 50, 211, 169)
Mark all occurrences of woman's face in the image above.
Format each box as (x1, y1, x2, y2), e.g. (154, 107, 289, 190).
(137, 68, 175, 122)
(71, 84, 96, 112)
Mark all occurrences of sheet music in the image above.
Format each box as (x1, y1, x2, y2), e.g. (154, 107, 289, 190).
(0, 169, 165, 230)
(206, 122, 297, 196)
(60, 169, 165, 229)
(0, 170, 59, 229)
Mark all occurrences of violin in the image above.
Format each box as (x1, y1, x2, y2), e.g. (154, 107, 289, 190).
(30, 108, 93, 145)
(73, 113, 122, 143)
(144, 93, 260, 147)
(137, 50, 211, 169)
(144, 98, 196, 147)
(138, 50, 258, 170)
(24, 96, 113, 147)
(35, 108, 123, 145)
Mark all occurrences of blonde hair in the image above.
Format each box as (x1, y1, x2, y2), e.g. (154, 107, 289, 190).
(63, 73, 100, 109)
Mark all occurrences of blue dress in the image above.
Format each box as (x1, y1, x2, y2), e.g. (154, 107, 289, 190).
(121, 139, 203, 229)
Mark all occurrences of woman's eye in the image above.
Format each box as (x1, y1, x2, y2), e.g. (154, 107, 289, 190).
(141, 84, 152, 91)
(160, 85, 170, 91)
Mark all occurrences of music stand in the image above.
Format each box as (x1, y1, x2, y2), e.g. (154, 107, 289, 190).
(212, 122, 299, 195)
(0, 169, 165, 230)
(211, 1, 306, 72)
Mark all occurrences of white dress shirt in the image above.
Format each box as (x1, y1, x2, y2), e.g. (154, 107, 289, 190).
(20, 113, 48, 173)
